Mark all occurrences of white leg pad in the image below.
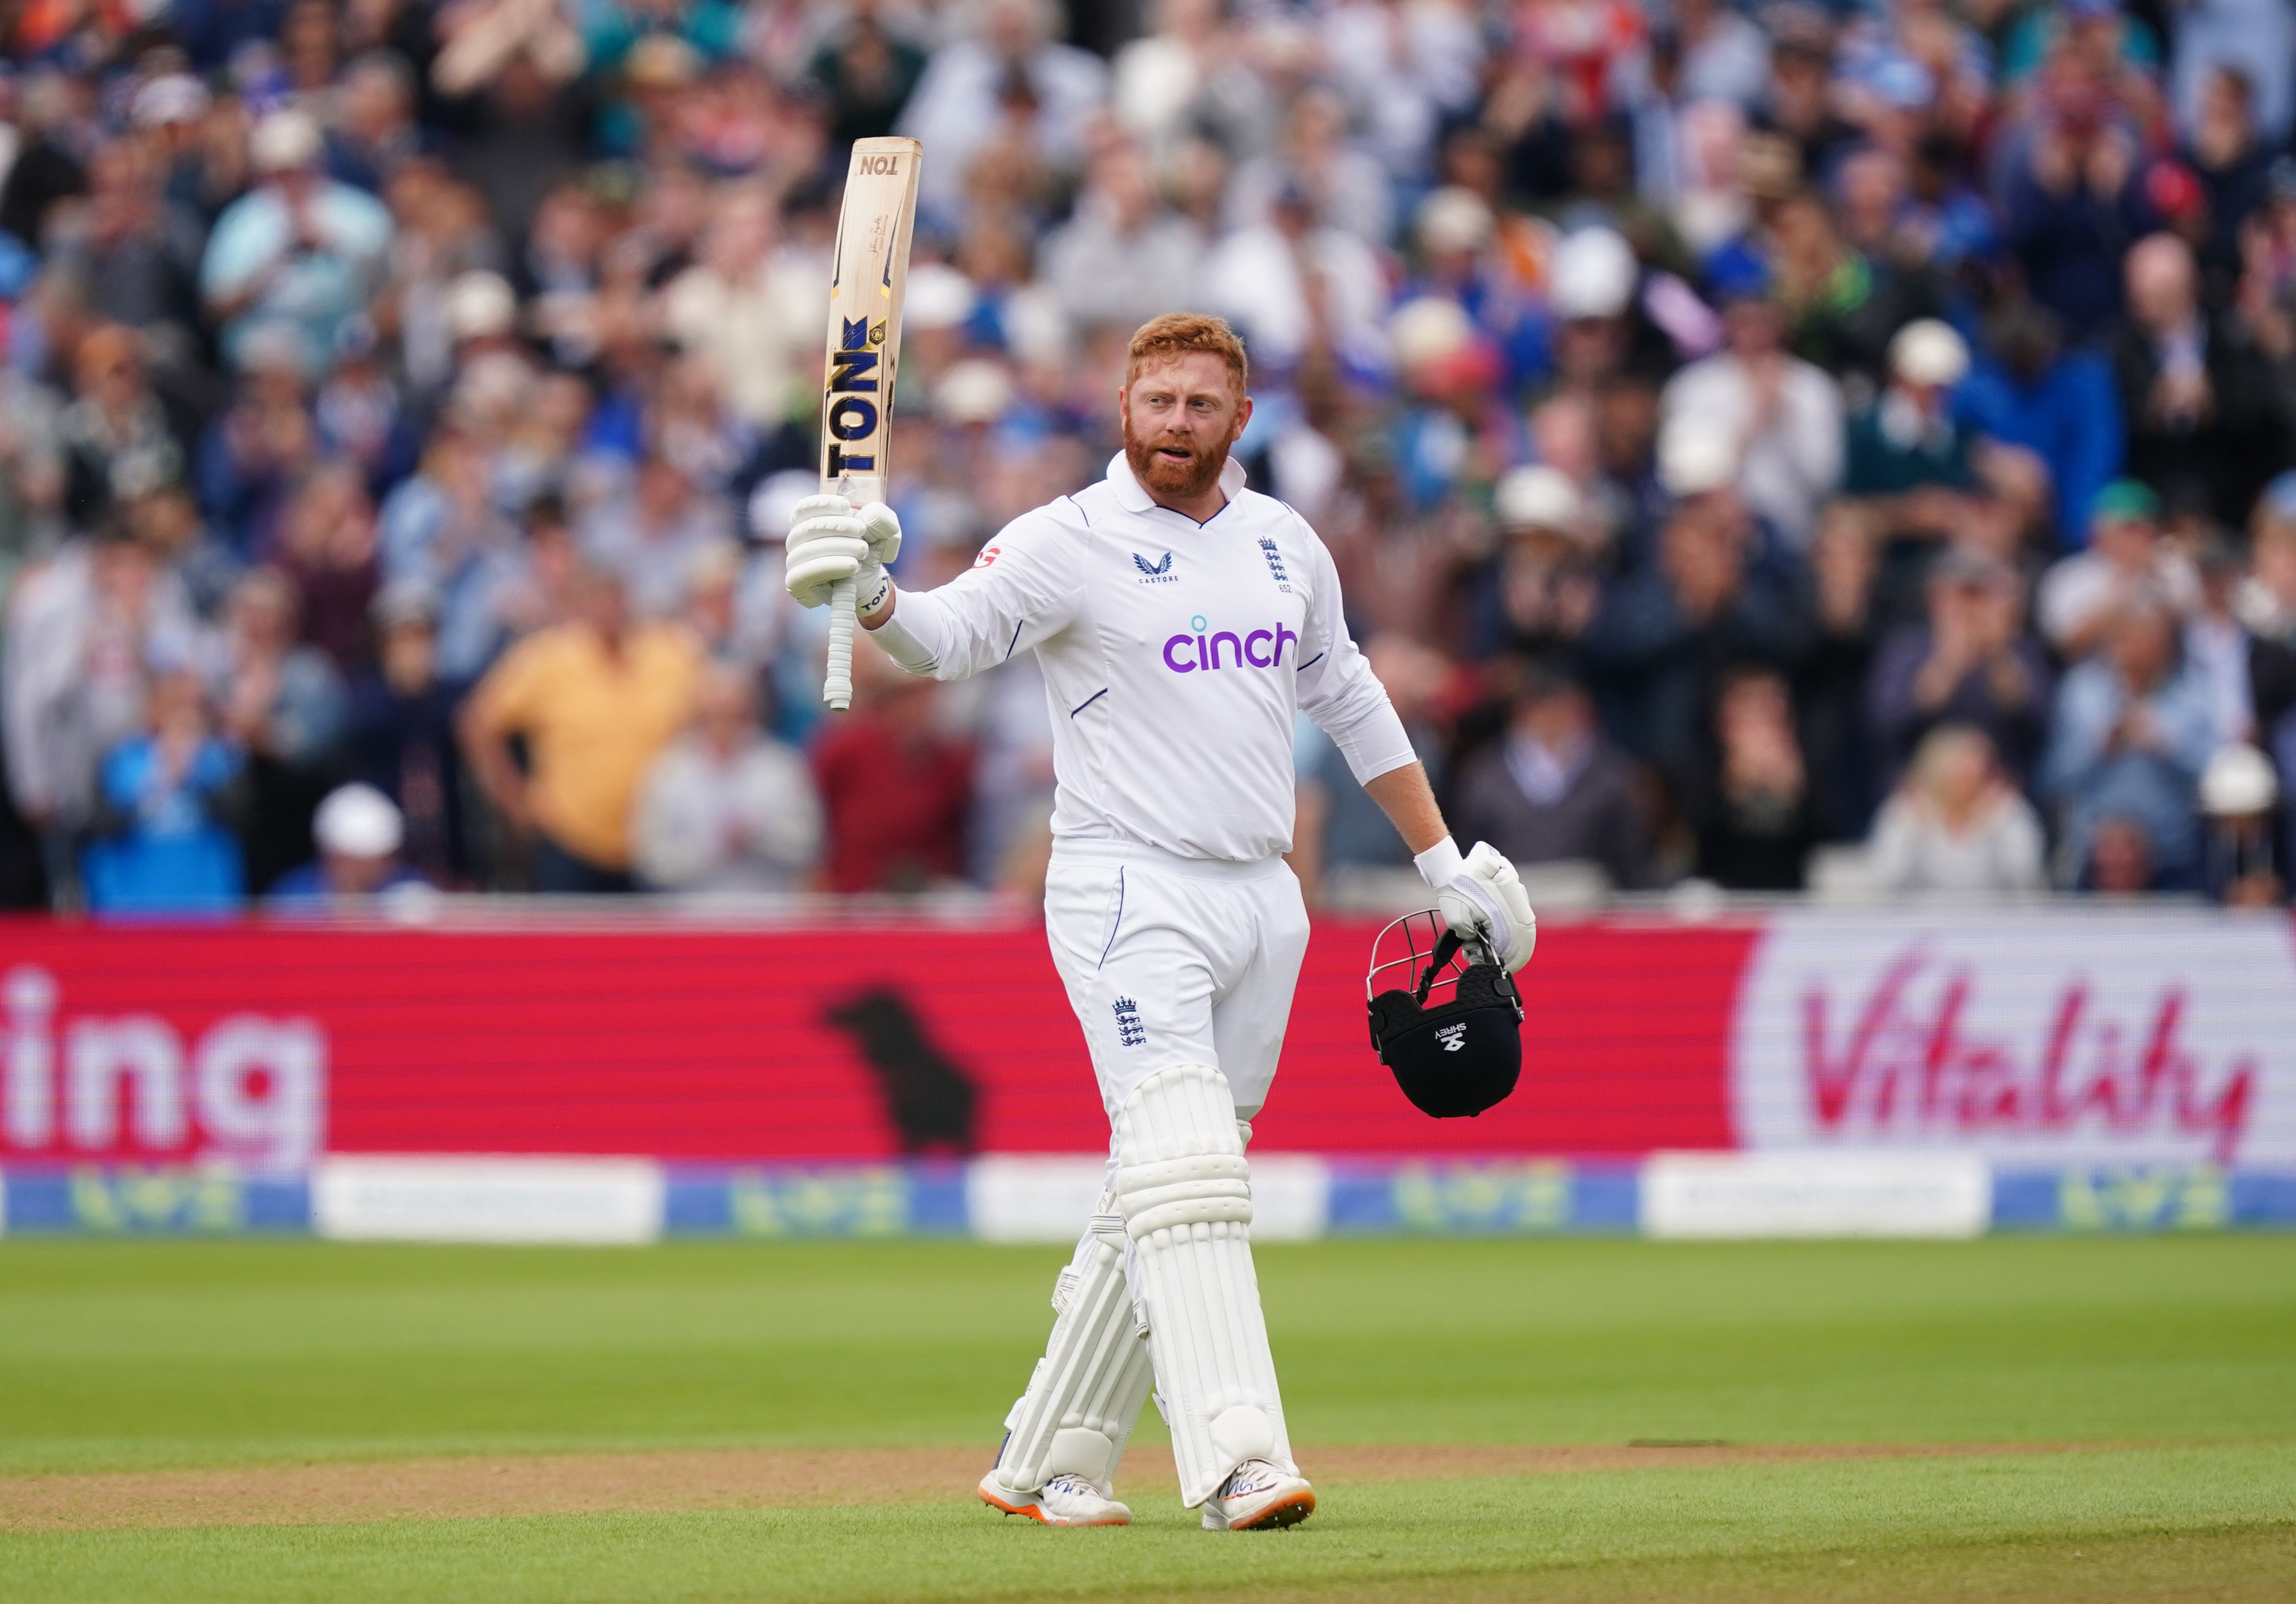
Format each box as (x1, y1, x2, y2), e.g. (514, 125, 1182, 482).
(990, 1209, 1155, 1494)
(1113, 1064, 1294, 1507)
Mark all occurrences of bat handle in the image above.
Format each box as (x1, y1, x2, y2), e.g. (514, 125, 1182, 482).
(824, 575, 858, 711)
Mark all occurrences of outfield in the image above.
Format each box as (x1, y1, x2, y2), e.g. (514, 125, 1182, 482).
(2, 1236, 2291, 1601)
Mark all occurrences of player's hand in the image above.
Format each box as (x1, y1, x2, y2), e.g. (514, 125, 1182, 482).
(784, 496, 901, 611)
(1437, 842, 1537, 973)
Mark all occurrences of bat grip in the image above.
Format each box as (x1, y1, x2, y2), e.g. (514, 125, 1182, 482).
(824, 575, 858, 711)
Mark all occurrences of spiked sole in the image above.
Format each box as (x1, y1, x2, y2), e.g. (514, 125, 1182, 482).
(1206, 1487, 1317, 1531)
(978, 1483, 1130, 1527)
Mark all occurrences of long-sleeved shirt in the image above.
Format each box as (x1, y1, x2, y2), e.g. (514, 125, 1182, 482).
(1658, 353, 1843, 548)
(882, 454, 1415, 864)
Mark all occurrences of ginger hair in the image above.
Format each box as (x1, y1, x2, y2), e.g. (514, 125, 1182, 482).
(1124, 312, 1249, 399)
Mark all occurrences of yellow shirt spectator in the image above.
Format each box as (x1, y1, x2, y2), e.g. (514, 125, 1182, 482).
(464, 604, 704, 875)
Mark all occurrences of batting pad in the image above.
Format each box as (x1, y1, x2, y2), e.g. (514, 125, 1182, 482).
(990, 1211, 1155, 1495)
(1113, 1064, 1294, 1507)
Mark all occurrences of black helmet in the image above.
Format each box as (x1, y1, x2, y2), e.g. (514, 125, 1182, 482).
(1365, 911, 1524, 1119)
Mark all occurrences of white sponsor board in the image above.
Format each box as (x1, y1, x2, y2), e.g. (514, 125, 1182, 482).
(314, 1156, 664, 1244)
(1642, 1151, 1990, 1238)
(965, 1153, 1330, 1244)
(1732, 910, 2296, 1168)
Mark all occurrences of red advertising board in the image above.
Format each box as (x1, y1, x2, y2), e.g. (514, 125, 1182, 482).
(3, 908, 2289, 1172)
(0, 916, 1748, 1169)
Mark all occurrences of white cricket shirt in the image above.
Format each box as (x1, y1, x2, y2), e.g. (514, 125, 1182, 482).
(886, 453, 1417, 863)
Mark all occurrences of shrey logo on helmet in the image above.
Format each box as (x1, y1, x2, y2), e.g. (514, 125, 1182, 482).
(1366, 913, 1524, 1119)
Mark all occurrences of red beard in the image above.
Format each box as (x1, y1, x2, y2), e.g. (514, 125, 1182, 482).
(1122, 421, 1227, 502)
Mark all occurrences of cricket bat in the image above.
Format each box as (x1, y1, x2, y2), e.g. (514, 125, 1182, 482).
(819, 136, 923, 711)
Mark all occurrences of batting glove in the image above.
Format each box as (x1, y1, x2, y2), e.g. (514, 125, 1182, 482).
(1421, 838, 1538, 973)
(784, 496, 902, 612)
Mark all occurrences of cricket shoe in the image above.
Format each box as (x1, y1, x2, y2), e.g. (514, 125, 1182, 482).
(1200, 1459, 1315, 1531)
(977, 1469, 1132, 1526)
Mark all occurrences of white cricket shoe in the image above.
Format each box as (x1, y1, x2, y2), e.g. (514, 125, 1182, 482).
(1200, 1458, 1316, 1531)
(977, 1469, 1132, 1526)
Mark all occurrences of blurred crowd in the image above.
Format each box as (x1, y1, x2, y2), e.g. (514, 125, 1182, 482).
(2, 0, 2295, 914)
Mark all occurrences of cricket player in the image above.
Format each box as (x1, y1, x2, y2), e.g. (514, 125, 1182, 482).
(784, 314, 1537, 1531)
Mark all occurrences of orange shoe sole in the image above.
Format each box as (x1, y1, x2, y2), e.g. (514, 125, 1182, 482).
(1230, 1488, 1316, 1530)
(978, 1484, 1129, 1526)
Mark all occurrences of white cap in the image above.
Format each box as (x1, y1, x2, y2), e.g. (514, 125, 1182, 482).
(2201, 743, 2281, 816)
(445, 270, 518, 341)
(748, 469, 818, 543)
(1417, 186, 1494, 255)
(250, 108, 322, 173)
(132, 73, 211, 129)
(904, 263, 977, 332)
(1549, 226, 1636, 321)
(1890, 318, 1970, 388)
(1495, 465, 1583, 534)
(1389, 296, 1473, 371)
(935, 357, 1013, 425)
(314, 783, 404, 859)
(1658, 418, 1739, 496)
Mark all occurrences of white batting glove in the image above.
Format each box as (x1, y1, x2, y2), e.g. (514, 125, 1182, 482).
(784, 496, 901, 612)
(1419, 838, 1537, 973)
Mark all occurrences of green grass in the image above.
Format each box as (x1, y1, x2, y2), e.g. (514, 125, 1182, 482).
(3, 1236, 2293, 1600)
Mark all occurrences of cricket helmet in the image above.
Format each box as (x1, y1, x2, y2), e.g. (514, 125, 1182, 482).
(1365, 910, 1524, 1119)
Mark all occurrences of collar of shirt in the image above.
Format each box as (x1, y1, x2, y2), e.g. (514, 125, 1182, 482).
(1104, 450, 1250, 516)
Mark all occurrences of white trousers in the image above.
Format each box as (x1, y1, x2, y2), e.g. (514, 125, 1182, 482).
(1042, 839, 1312, 1130)
(992, 839, 1309, 1502)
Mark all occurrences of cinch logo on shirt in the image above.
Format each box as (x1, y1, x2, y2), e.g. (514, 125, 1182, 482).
(1161, 615, 1298, 673)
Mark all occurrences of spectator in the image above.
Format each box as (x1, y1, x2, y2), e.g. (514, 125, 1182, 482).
(1582, 492, 1811, 792)
(59, 323, 185, 535)
(1868, 724, 2048, 896)
(1295, 635, 1455, 898)
(267, 782, 432, 910)
(1957, 299, 2124, 547)
(210, 568, 350, 892)
(1451, 661, 1650, 892)
(4, 523, 199, 887)
(809, 3, 931, 149)
(81, 669, 247, 916)
(1870, 547, 2052, 794)
(2000, 66, 2147, 341)
(1042, 140, 1204, 333)
(2111, 232, 2286, 526)
(810, 639, 973, 894)
(199, 108, 394, 375)
(581, 456, 734, 622)
(2038, 480, 2202, 659)
(1799, 500, 1883, 837)
(898, 0, 1108, 217)
(1658, 282, 1842, 549)
(2197, 740, 2285, 904)
(633, 663, 822, 894)
(2043, 596, 2221, 889)
(378, 427, 530, 685)
(1691, 664, 1822, 892)
(271, 463, 381, 670)
(1844, 320, 1974, 499)
(459, 566, 703, 893)
(347, 582, 465, 888)
(1483, 465, 1605, 656)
